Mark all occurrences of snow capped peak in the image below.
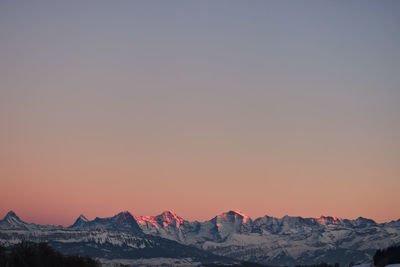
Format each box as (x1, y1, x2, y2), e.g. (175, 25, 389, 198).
(70, 214, 90, 228)
(233, 209, 249, 221)
(135, 211, 184, 229)
(1, 210, 27, 228)
(6, 210, 16, 216)
(155, 210, 184, 227)
(315, 215, 341, 225)
(5, 210, 18, 218)
(4, 211, 21, 222)
(77, 214, 89, 222)
(135, 215, 159, 228)
(213, 210, 252, 239)
(160, 210, 177, 217)
(217, 210, 250, 223)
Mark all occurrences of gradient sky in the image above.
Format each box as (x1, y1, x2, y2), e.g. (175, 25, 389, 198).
(1, 1, 400, 226)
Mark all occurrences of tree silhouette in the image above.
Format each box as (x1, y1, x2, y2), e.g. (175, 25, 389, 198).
(0, 241, 100, 267)
(374, 245, 400, 267)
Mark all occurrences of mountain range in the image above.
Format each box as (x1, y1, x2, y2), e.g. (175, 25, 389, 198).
(1, 210, 399, 266)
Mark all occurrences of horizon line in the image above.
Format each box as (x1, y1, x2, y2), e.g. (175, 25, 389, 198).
(2, 209, 399, 227)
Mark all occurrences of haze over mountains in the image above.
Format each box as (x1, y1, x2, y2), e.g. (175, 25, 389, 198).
(1, 210, 399, 266)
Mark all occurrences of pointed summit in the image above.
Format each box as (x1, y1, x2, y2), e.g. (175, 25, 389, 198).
(213, 210, 252, 239)
(115, 211, 135, 223)
(4, 210, 21, 222)
(70, 214, 89, 228)
(111, 211, 142, 230)
(78, 214, 89, 222)
(161, 210, 176, 216)
(0, 210, 27, 229)
(88, 211, 142, 234)
(158, 210, 180, 219)
(217, 210, 250, 223)
(7, 210, 16, 216)
(232, 209, 249, 221)
(155, 210, 184, 227)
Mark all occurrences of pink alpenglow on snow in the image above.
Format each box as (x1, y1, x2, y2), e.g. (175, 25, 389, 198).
(217, 210, 250, 224)
(155, 211, 185, 228)
(315, 216, 342, 225)
(135, 211, 184, 229)
(135, 216, 160, 229)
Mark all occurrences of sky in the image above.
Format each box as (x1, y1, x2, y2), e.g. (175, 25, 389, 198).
(0, 1, 399, 226)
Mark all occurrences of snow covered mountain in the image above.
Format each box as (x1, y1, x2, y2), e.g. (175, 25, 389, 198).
(1, 210, 400, 266)
(70, 214, 89, 228)
(0, 211, 28, 229)
(0, 211, 233, 266)
(70, 211, 142, 234)
(130, 210, 400, 265)
(0, 210, 61, 231)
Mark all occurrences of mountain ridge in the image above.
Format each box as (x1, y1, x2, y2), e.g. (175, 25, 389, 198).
(4, 210, 395, 227)
(1, 210, 399, 266)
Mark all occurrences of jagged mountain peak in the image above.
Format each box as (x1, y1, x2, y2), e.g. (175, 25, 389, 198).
(77, 214, 88, 222)
(6, 210, 16, 216)
(0, 210, 28, 229)
(3, 210, 22, 222)
(155, 210, 184, 227)
(315, 215, 342, 224)
(157, 210, 182, 219)
(232, 209, 249, 217)
(1, 209, 400, 267)
(91, 211, 136, 224)
(5, 210, 19, 219)
(160, 210, 177, 216)
(135, 215, 159, 228)
(84, 211, 142, 233)
(216, 209, 250, 223)
(69, 214, 89, 228)
(118, 210, 133, 216)
(353, 216, 376, 226)
(114, 211, 136, 223)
